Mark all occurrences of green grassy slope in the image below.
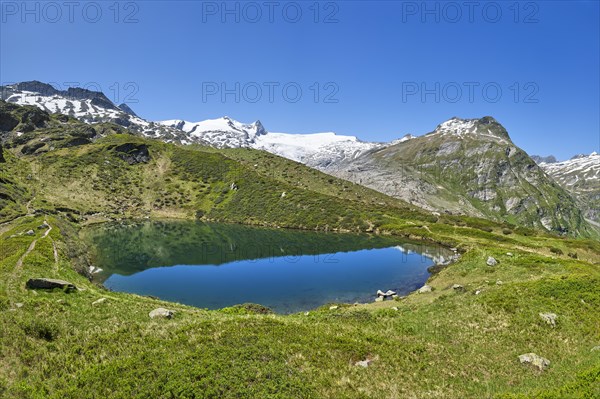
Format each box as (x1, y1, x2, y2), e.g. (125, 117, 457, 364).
(0, 215, 598, 398)
(326, 117, 593, 237)
(0, 103, 599, 397)
(28, 133, 427, 232)
(378, 131, 587, 234)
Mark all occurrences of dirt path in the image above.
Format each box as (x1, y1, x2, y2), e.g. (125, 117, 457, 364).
(0, 197, 37, 235)
(6, 221, 52, 306)
(25, 198, 35, 215)
(52, 240, 59, 272)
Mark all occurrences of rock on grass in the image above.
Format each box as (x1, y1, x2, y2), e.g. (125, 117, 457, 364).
(149, 308, 174, 319)
(518, 353, 550, 371)
(539, 312, 558, 327)
(26, 278, 77, 291)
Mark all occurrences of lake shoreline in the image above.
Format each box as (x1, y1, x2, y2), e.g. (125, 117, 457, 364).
(82, 218, 458, 313)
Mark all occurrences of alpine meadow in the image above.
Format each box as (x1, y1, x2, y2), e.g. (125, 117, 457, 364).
(0, 2, 599, 398)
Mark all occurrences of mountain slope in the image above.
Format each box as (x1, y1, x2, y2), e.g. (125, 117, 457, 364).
(539, 152, 600, 226)
(2, 82, 592, 236)
(159, 117, 382, 167)
(2, 82, 382, 167)
(2, 102, 600, 398)
(0, 81, 189, 143)
(0, 101, 429, 233)
(323, 117, 591, 236)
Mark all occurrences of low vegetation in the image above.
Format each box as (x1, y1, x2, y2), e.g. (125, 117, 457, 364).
(0, 102, 598, 398)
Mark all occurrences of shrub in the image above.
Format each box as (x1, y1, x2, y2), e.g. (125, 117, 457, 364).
(549, 247, 564, 255)
(220, 303, 273, 315)
(20, 320, 60, 341)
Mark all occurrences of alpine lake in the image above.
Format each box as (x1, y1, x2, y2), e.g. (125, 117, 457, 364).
(82, 220, 454, 314)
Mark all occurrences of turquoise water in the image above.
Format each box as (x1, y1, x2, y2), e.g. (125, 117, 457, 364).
(85, 221, 447, 313)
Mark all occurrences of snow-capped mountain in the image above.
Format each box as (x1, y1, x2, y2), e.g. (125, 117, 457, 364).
(159, 117, 267, 148)
(539, 152, 600, 225)
(321, 116, 592, 235)
(1, 81, 148, 127)
(159, 117, 383, 167)
(255, 131, 383, 167)
(1, 81, 595, 235)
(428, 116, 511, 142)
(541, 152, 600, 186)
(0, 81, 188, 142)
(1, 82, 384, 166)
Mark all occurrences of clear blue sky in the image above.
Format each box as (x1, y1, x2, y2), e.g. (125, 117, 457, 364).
(1, 0, 598, 159)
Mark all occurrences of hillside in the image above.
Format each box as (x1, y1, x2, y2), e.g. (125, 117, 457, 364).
(0, 100, 432, 233)
(1, 102, 600, 397)
(324, 117, 592, 237)
(3, 83, 594, 237)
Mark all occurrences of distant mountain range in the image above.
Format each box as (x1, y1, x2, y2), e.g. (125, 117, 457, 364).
(323, 117, 593, 234)
(536, 152, 600, 228)
(1, 81, 597, 235)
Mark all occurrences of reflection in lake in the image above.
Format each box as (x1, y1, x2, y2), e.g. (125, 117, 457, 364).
(83, 221, 452, 313)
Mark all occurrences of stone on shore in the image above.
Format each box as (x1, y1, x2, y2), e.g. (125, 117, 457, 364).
(26, 278, 77, 291)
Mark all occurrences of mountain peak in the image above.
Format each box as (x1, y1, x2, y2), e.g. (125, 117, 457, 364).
(253, 120, 267, 136)
(531, 155, 557, 164)
(390, 134, 415, 145)
(118, 103, 139, 117)
(432, 116, 510, 141)
(8, 81, 59, 96)
(1, 81, 120, 112)
(571, 152, 599, 160)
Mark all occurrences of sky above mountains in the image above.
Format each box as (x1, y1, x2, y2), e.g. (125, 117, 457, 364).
(1, 0, 598, 160)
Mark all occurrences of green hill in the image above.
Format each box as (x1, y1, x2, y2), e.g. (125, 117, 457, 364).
(325, 117, 593, 237)
(1, 102, 599, 398)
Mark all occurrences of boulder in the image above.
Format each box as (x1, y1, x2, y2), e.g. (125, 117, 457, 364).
(21, 142, 45, 155)
(111, 143, 151, 165)
(452, 284, 464, 291)
(486, 256, 498, 266)
(92, 298, 107, 306)
(149, 307, 174, 319)
(329, 305, 339, 310)
(376, 289, 397, 297)
(417, 285, 432, 294)
(24, 230, 35, 236)
(539, 313, 558, 327)
(518, 353, 550, 371)
(26, 278, 77, 291)
(375, 297, 384, 302)
(0, 113, 19, 132)
(354, 359, 372, 368)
